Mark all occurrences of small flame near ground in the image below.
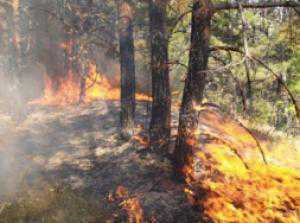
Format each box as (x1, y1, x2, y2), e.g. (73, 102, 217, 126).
(29, 63, 151, 106)
(114, 186, 144, 223)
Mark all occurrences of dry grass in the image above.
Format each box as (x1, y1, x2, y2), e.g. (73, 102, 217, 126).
(0, 178, 106, 223)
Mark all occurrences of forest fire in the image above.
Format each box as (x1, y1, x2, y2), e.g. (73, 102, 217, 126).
(187, 145, 300, 223)
(1, 0, 299, 222)
(182, 105, 300, 222)
(29, 63, 151, 106)
(28, 71, 80, 106)
(115, 186, 144, 223)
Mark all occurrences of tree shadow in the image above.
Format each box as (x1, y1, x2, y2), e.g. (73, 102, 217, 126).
(2, 100, 201, 222)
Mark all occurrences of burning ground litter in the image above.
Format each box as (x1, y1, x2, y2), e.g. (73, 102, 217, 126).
(182, 104, 300, 223)
(0, 101, 199, 223)
(0, 101, 299, 222)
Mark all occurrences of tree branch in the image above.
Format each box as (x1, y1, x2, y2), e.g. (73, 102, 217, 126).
(249, 55, 300, 121)
(210, 45, 300, 121)
(166, 60, 189, 70)
(169, 1, 299, 37)
(210, 45, 242, 53)
(213, 0, 300, 11)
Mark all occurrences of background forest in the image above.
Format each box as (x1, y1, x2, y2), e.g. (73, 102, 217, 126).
(0, 0, 299, 132)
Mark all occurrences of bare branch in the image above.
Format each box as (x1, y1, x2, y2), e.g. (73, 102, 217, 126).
(210, 45, 300, 121)
(249, 56, 300, 121)
(235, 119, 268, 165)
(210, 45, 242, 53)
(214, 0, 300, 11)
(167, 60, 189, 70)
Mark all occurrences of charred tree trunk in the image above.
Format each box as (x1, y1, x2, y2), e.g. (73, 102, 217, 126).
(173, 0, 212, 177)
(148, 0, 171, 154)
(118, 1, 136, 138)
(79, 75, 86, 103)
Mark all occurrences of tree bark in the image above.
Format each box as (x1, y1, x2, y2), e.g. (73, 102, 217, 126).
(118, 0, 136, 138)
(173, 0, 212, 177)
(148, 0, 171, 154)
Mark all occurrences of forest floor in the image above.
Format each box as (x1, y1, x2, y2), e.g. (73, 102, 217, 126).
(0, 101, 200, 223)
(0, 101, 299, 223)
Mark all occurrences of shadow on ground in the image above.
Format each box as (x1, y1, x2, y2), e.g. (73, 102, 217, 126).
(0, 101, 200, 223)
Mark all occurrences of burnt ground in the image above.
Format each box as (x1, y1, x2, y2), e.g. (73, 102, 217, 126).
(0, 101, 200, 223)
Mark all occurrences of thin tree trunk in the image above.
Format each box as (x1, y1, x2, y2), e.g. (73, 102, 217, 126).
(239, 3, 253, 115)
(79, 0, 94, 103)
(118, 0, 136, 138)
(7, 0, 24, 121)
(79, 74, 86, 103)
(173, 0, 212, 177)
(149, 0, 171, 154)
(19, 0, 30, 67)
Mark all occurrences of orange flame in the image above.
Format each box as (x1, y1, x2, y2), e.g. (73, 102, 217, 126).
(29, 71, 81, 106)
(183, 114, 300, 223)
(121, 197, 144, 223)
(116, 186, 144, 223)
(29, 63, 151, 106)
(85, 63, 120, 102)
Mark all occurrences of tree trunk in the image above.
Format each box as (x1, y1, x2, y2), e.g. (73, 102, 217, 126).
(79, 0, 94, 104)
(239, 3, 253, 115)
(173, 0, 212, 177)
(19, 0, 30, 67)
(79, 73, 86, 103)
(7, 0, 25, 121)
(149, 0, 171, 154)
(118, 1, 136, 138)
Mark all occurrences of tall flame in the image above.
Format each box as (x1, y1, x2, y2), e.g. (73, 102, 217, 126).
(30, 63, 151, 106)
(85, 63, 121, 102)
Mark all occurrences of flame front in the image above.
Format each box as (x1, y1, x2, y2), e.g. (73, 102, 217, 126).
(183, 111, 300, 223)
(85, 63, 120, 102)
(30, 63, 151, 106)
